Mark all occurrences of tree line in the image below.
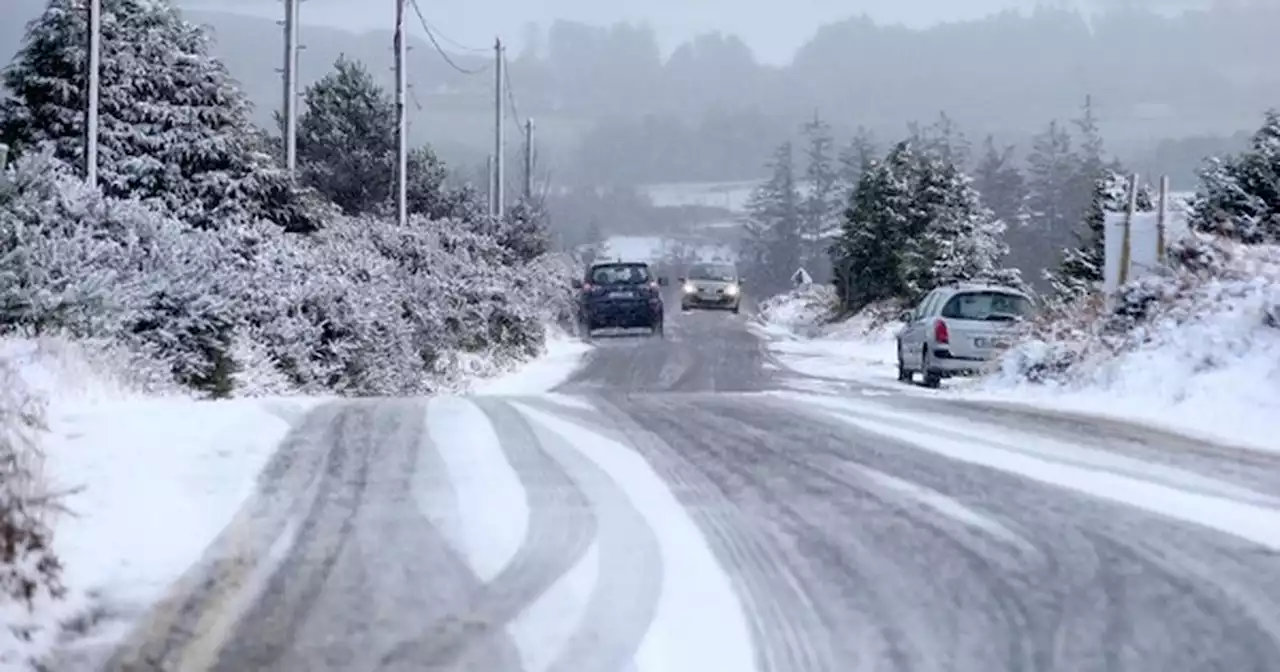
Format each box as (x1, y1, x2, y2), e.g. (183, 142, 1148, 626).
(742, 100, 1280, 314)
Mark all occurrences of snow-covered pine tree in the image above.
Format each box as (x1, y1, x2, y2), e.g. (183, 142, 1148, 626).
(1049, 167, 1153, 298)
(0, 0, 320, 232)
(903, 149, 1019, 297)
(742, 141, 802, 293)
(296, 57, 477, 221)
(296, 56, 396, 215)
(799, 112, 841, 278)
(1189, 109, 1280, 245)
(829, 142, 915, 312)
(838, 126, 876, 193)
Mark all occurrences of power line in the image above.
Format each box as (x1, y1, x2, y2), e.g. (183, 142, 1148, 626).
(407, 0, 489, 75)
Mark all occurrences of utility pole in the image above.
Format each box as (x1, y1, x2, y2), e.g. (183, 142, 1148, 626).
(522, 118, 534, 201)
(393, 0, 408, 226)
(85, 0, 101, 185)
(282, 0, 299, 176)
(493, 37, 505, 218)
(485, 154, 493, 215)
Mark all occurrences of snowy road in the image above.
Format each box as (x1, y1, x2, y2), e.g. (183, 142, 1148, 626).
(100, 309, 1280, 671)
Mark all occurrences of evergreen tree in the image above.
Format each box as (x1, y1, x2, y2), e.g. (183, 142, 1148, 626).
(1189, 109, 1280, 244)
(829, 142, 915, 311)
(296, 57, 475, 220)
(838, 126, 876, 191)
(296, 56, 396, 215)
(742, 141, 802, 293)
(1050, 168, 1153, 298)
(0, 0, 319, 231)
(1019, 119, 1082, 277)
(799, 112, 840, 277)
(904, 150, 1018, 296)
(973, 135, 1028, 229)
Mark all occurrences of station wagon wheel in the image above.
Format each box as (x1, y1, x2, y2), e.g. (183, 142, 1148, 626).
(896, 342, 911, 382)
(921, 346, 942, 389)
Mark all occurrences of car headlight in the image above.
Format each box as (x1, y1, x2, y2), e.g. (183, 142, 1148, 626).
(682, 283, 696, 293)
(724, 284, 739, 296)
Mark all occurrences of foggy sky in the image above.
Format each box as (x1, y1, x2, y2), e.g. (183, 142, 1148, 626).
(186, 0, 1203, 64)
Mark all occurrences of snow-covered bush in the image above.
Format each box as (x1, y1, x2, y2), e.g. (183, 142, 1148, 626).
(1, 149, 244, 396)
(2, 149, 574, 399)
(758, 284, 839, 335)
(992, 235, 1280, 393)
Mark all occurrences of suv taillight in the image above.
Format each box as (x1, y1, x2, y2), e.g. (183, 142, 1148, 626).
(933, 319, 949, 344)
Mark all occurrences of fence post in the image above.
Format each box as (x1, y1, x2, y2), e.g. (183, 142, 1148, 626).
(1117, 173, 1138, 287)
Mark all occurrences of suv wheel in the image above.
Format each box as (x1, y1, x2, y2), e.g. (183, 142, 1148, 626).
(896, 343, 911, 382)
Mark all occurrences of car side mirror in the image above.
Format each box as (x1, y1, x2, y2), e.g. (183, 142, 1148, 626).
(898, 310, 912, 322)
(677, 276, 685, 284)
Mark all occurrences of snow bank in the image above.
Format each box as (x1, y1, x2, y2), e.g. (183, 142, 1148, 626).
(755, 284, 839, 337)
(755, 286, 904, 385)
(0, 334, 323, 669)
(983, 237, 1280, 451)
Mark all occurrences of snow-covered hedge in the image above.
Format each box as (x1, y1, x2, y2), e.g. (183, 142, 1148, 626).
(991, 235, 1280, 399)
(0, 148, 574, 398)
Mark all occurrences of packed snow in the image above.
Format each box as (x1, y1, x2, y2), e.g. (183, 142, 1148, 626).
(798, 392, 1280, 552)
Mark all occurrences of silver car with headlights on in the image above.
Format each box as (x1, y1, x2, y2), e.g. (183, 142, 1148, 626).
(679, 262, 743, 313)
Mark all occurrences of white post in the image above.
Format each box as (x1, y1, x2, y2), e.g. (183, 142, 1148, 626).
(1118, 173, 1138, 286)
(85, 0, 101, 185)
(393, 0, 407, 226)
(493, 37, 505, 218)
(282, 0, 299, 176)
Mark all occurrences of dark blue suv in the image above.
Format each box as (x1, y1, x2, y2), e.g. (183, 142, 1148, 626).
(577, 261, 667, 337)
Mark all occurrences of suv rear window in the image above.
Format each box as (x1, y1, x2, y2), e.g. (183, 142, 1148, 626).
(589, 264, 651, 285)
(941, 291, 1031, 320)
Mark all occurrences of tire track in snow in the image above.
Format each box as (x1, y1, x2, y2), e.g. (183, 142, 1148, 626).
(496, 400, 664, 671)
(375, 397, 602, 668)
(586, 398, 828, 672)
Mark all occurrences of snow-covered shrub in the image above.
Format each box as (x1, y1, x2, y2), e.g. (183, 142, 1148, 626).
(0, 149, 243, 397)
(758, 284, 839, 336)
(991, 234, 1280, 392)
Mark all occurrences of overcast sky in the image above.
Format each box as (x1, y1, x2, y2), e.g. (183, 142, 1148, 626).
(188, 0, 1205, 64)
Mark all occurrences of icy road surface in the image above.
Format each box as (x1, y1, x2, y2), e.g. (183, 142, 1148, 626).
(100, 306, 1280, 671)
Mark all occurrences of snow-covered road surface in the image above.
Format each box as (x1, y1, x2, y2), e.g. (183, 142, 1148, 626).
(81, 308, 1280, 670)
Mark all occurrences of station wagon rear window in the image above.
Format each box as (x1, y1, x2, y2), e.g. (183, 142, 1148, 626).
(941, 292, 1032, 320)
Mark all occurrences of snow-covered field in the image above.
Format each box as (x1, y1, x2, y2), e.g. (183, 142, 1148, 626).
(755, 275, 1278, 454)
(1, 331, 592, 667)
